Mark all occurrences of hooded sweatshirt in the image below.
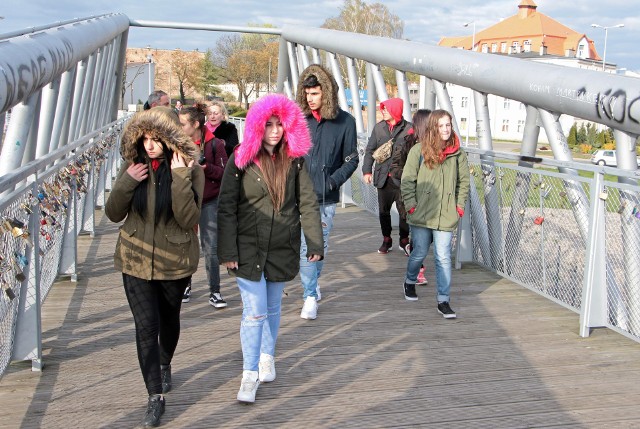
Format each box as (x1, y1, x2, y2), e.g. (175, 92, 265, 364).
(362, 98, 412, 188)
(380, 98, 404, 128)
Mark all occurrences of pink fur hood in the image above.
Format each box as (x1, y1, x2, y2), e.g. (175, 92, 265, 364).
(234, 94, 312, 169)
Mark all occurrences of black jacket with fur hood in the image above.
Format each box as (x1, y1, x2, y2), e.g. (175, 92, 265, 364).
(296, 64, 359, 205)
(105, 107, 205, 280)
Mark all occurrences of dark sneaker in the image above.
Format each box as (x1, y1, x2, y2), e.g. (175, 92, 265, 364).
(209, 292, 227, 308)
(160, 365, 171, 394)
(378, 236, 393, 254)
(182, 284, 191, 303)
(438, 302, 457, 319)
(142, 394, 165, 427)
(399, 237, 411, 256)
(403, 282, 418, 301)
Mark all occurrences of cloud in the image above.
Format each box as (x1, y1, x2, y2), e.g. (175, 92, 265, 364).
(2, 0, 639, 71)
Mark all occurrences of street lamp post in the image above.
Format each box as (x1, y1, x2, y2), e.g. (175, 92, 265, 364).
(463, 21, 476, 146)
(146, 53, 153, 95)
(591, 23, 624, 72)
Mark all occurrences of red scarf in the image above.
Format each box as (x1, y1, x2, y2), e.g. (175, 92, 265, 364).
(151, 159, 161, 171)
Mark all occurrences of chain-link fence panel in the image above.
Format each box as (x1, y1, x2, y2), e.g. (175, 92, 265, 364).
(602, 184, 640, 338)
(467, 158, 590, 312)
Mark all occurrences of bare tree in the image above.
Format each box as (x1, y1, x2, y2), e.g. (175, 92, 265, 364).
(170, 49, 205, 103)
(322, 0, 404, 86)
(213, 25, 280, 108)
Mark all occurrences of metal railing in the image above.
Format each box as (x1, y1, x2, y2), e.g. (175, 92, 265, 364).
(273, 25, 640, 342)
(0, 14, 130, 376)
(1, 16, 639, 379)
(0, 119, 125, 375)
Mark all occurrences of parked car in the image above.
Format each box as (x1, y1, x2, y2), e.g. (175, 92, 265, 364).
(590, 149, 640, 167)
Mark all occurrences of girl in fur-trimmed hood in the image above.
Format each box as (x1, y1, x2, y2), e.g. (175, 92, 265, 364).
(120, 106, 198, 164)
(105, 106, 204, 427)
(217, 93, 323, 404)
(234, 94, 312, 169)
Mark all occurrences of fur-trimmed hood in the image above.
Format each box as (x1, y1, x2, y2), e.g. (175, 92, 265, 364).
(296, 64, 340, 120)
(235, 94, 312, 169)
(120, 107, 197, 164)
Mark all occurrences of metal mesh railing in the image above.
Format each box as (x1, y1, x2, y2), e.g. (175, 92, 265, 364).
(467, 158, 591, 311)
(0, 129, 122, 378)
(601, 184, 640, 337)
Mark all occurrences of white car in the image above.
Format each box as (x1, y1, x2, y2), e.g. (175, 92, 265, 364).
(590, 149, 640, 167)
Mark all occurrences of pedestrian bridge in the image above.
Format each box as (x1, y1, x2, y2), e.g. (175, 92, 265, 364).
(1, 14, 640, 427)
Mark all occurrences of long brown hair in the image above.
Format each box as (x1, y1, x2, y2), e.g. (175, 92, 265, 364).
(256, 139, 292, 213)
(420, 109, 456, 169)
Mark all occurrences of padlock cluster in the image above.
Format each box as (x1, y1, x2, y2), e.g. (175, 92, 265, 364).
(0, 133, 118, 303)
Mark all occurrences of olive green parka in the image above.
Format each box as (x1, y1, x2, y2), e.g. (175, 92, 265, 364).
(401, 136, 470, 232)
(217, 94, 323, 282)
(105, 107, 205, 280)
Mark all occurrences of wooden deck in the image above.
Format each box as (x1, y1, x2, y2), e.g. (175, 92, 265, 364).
(2, 206, 640, 428)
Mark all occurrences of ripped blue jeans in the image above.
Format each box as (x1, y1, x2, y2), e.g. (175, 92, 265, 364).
(236, 274, 285, 371)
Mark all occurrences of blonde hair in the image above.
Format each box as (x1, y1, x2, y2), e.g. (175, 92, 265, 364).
(208, 100, 229, 121)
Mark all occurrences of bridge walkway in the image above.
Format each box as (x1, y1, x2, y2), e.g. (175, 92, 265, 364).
(1, 206, 640, 428)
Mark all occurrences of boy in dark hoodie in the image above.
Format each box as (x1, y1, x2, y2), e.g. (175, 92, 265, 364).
(362, 98, 412, 255)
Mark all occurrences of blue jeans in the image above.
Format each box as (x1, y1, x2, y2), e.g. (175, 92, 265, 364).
(299, 203, 336, 299)
(405, 226, 453, 303)
(199, 199, 220, 294)
(236, 274, 285, 371)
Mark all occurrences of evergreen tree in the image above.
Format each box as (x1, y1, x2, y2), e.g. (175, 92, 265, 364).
(576, 124, 587, 144)
(567, 124, 578, 147)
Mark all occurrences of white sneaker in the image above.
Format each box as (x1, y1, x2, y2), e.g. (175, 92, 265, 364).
(258, 353, 276, 383)
(300, 296, 318, 320)
(237, 370, 260, 403)
(316, 284, 321, 301)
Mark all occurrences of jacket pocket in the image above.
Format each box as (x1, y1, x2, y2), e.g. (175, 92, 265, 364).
(119, 224, 139, 265)
(163, 232, 192, 270)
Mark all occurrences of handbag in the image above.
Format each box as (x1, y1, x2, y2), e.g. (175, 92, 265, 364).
(372, 139, 394, 163)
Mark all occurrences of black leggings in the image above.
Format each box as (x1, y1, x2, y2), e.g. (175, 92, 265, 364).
(377, 179, 409, 240)
(123, 273, 189, 395)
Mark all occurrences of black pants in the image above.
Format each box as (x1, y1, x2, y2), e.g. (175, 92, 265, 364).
(123, 273, 189, 395)
(377, 178, 409, 240)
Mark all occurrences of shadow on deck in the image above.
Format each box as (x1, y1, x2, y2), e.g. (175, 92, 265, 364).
(1, 206, 640, 428)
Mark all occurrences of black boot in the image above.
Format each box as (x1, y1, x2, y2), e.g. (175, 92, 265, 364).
(143, 394, 165, 427)
(160, 364, 172, 394)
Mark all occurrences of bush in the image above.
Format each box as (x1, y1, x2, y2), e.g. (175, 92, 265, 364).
(603, 142, 616, 150)
(579, 143, 593, 154)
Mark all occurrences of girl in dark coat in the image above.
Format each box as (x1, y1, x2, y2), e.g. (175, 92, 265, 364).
(179, 104, 229, 308)
(218, 94, 323, 404)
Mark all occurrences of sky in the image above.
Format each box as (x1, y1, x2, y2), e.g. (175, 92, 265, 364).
(1, 0, 639, 72)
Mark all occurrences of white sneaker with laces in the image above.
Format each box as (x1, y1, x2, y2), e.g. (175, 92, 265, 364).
(258, 353, 276, 382)
(300, 296, 318, 320)
(237, 370, 260, 403)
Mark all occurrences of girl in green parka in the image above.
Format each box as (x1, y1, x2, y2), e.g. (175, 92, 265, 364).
(105, 107, 204, 428)
(400, 109, 470, 318)
(217, 94, 323, 404)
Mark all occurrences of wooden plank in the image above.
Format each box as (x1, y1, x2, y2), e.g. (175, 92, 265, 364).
(1, 206, 640, 428)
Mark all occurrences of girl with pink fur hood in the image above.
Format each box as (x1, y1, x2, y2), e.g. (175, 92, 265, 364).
(217, 94, 324, 403)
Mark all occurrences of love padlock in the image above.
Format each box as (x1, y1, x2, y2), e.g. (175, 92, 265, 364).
(599, 190, 609, 200)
